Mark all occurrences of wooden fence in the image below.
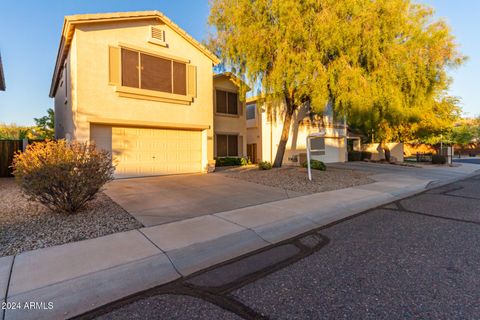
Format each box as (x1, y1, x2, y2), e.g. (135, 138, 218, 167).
(0, 140, 23, 177)
(0, 139, 45, 177)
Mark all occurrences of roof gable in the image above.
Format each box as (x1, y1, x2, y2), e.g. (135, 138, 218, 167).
(49, 11, 219, 97)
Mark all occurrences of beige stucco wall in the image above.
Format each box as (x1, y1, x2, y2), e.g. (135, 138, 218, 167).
(247, 99, 347, 165)
(362, 143, 404, 162)
(54, 48, 75, 140)
(213, 76, 247, 157)
(53, 19, 215, 170)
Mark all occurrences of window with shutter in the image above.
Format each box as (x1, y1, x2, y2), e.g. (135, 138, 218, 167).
(113, 46, 195, 103)
(246, 103, 256, 120)
(215, 90, 239, 115)
(216, 134, 239, 157)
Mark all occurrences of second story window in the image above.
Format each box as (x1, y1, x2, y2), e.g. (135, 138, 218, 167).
(246, 103, 256, 120)
(121, 48, 187, 96)
(216, 90, 238, 115)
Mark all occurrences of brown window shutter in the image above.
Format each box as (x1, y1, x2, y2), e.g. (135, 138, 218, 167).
(173, 62, 187, 95)
(108, 46, 120, 85)
(140, 53, 172, 93)
(121, 49, 140, 88)
(216, 90, 227, 113)
(228, 135, 238, 157)
(216, 135, 228, 157)
(227, 92, 238, 115)
(187, 65, 197, 97)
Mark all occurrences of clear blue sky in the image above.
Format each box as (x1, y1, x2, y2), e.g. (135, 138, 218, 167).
(0, 0, 478, 126)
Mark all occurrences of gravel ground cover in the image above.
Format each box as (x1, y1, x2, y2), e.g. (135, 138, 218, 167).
(220, 165, 374, 194)
(0, 178, 142, 256)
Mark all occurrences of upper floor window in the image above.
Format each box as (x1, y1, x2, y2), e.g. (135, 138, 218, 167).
(121, 48, 187, 96)
(246, 103, 256, 120)
(216, 90, 238, 115)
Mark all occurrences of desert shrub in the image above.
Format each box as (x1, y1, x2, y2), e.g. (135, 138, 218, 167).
(348, 151, 362, 161)
(361, 151, 372, 160)
(302, 159, 326, 171)
(240, 157, 251, 166)
(215, 157, 250, 166)
(258, 161, 272, 170)
(12, 140, 115, 214)
(432, 154, 447, 165)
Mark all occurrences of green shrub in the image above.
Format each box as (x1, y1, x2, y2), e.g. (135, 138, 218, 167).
(12, 140, 115, 214)
(302, 159, 326, 171)
(215, 157, 250, 167)
(348, 151, 372, 161)
(361, 151, 372, 161)
(258, 161, 272, 170)
(348, 151, 362, 161)
(432, 154, 447, 165)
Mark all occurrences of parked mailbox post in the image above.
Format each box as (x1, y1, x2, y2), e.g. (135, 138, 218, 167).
(306, 131, 326, 181)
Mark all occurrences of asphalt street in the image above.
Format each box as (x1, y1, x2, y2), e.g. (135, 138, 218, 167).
(80, 174, 480, 320)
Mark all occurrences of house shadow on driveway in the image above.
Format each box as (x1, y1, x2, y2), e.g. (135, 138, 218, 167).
(104, 173, 305, 227)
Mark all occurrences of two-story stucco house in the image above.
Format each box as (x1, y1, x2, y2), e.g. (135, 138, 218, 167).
(50, 11, 220, 178)
(246, 97, 348, 165)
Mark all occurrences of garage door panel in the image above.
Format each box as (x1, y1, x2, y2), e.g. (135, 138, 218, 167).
(92, 125, 202, 177)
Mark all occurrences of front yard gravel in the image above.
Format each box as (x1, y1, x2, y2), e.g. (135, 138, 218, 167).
(0, 178, 142, 257)
(220, 165, 373, 194)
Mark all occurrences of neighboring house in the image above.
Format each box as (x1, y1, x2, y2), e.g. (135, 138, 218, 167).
(0, 52, 5, 91)
(213, 72, 249, 159)
(246, 97, 348, 165)
(50, 11, 220, 178)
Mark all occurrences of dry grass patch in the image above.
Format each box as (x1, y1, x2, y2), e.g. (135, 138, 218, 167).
(0, 179, 142, 256)
(221, 165, 374, 194)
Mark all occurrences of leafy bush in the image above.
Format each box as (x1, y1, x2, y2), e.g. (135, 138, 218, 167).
(302, 159, 327, 171)
(12, 140, 115, 214)
(361, 151, 372, 161)
(215, 157, 250, 167)
(258, 161, 272, 170)
(432, 154, 447, 165)
(348, 151, 362, 161)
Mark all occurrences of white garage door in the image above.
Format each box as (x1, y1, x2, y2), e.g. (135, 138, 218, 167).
(91, 125, 203, 178)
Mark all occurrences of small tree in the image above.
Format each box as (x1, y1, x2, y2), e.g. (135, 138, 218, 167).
(33, 108, 55, 139)
(13, 140, 115, 214)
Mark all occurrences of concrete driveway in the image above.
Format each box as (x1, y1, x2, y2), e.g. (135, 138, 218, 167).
(105, 173, 304, 226)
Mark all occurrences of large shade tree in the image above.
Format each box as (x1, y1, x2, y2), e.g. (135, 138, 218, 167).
(208, 0, 464, 165)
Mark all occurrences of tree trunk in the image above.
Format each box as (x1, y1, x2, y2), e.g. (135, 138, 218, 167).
(273, 109, 294, 168)
(378, 140, 391, 162)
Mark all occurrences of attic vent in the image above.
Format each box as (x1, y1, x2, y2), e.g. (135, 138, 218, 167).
(151, 26, 164, 41)
(149, 26, 167, 47)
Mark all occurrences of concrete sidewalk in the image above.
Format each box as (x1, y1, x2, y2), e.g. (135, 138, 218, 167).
(1, 164, 479, 320)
